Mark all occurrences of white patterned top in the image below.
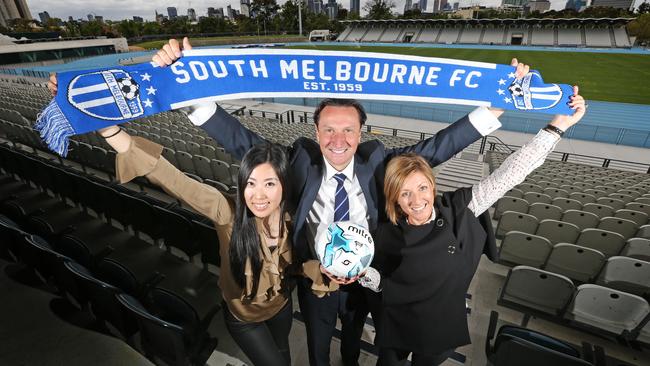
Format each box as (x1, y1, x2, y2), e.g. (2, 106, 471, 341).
(468, 129, 560, 217)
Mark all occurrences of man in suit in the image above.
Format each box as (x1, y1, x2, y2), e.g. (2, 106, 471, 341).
(153, 38, 513, 366)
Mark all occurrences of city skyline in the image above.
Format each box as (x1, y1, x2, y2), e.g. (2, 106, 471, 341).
(26, 0, 645, 22)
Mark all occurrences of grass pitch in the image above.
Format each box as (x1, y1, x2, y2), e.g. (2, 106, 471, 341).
(287, 44, 650, 105)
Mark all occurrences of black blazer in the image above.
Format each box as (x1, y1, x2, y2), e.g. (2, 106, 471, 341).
(201, 106, 483, 263)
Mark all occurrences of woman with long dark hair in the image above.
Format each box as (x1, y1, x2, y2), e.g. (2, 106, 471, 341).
(108, 128, 294, 366)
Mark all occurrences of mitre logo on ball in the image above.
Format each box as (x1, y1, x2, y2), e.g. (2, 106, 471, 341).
(508, 71, 563, 111)
(316, 222, 374, 279)
(67, 69, 144, 121)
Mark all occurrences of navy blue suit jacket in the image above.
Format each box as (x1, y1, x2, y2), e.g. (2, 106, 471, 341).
(201, 106, 482, 263)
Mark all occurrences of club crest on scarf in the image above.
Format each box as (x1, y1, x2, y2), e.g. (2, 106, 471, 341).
(67, 69, 144, 120)
(507, 71, 563, 111)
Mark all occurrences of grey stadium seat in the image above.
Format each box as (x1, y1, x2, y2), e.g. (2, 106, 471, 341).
(598, 217, 638, 239)
(517, 182, 543, 194)
(523, 192, 552, 205)
(576, 228, 626, 258)
(581, 203, 615, 219)
(499, 231, 552, 267)
(496, 211, 539, 239)
(608, 192, 634, 203)
(596, 197, 624, 211)
(543, 187, 569, 199)
(626, 202, 650, 216)
(504, 187, 524, 199)
(614, 209, 649, 226)
(621, 238, 650, 261)
(544, 243, 605, 283)
(568, 192, 597, 206)
(536, 219, 581, 245)
(638, 225, 650, 239)
(596, 256, 650, 297)
(175, 151, 196, 175)
(561, 210, 600, 231)
(551, 197, 583, 212)
(566, 284, 650, 336)
(528, 203, 563, 221)
(500, 266, 575, 316)
(494, 196, 529, 220)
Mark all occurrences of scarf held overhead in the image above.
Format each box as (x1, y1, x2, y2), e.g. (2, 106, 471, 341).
(37, 48, 574, 156)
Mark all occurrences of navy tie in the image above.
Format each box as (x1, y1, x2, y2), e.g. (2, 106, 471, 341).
(333, 173, 350, 222)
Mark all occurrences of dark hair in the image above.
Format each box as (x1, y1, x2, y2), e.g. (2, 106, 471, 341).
(313, 98, 367, 127)
(229, 143, 291, 297)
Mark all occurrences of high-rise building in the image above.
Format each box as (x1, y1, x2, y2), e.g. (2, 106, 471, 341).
(95, 15, 103, 23)
(439, 0, 448, 11)
(590, 0, 633, 8)
(240, 0, 251, 17)
(187, 8, 196, 21)
(350, 0, 360, 14)
(227, 5, 235, 18)
(453, 1, 459, 9)
(38, 11, 50, 24)
(565, 0, 587, 10)
(0, 0, 32, 27)
(404, 0, 412, 12)
(326, 0, 338, 19)
(314, 0, 324, 13)
(501, 0, 528, 6)
(167, 7, 178, 19)
(87, 13, 94, 21)
(420, 0, 428, 11)
(525, 0, 550, 12)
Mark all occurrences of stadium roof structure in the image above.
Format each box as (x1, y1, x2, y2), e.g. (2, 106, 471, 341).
(339, 17, 636, 26)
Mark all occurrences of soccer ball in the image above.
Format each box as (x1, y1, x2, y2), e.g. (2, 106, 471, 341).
(117, 77, 139, 100)
(315, 222, 374, 279)
(508, 82, 524, 97)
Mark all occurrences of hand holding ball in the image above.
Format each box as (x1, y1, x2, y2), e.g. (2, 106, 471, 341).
(316, 222, 374, 279)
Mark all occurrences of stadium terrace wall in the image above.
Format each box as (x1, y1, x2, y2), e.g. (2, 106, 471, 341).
(336, 18, 634, 48)
(262, 97, 650, 148)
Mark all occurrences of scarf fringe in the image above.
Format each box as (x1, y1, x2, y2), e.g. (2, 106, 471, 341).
(35, 99, 74, 157)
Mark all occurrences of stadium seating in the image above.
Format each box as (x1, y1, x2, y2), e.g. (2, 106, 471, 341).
(566, 284, 649, 337)
(485, 311, 597, 366)
(499, 231, 551, 267)
(528, 203, 563, 221)
(536, 219, 581, 245)
(531, 28, 555, 46)
(495, 211, 539, 239)
(378, 26, 402, 42)
(595, 256, 650, 297)
(621, 238, 650, 261)
(500, 266, 575, 316)
(543, 243, 605, 283)
(575, 228, 626, 258)
(584, 28, 613, 48)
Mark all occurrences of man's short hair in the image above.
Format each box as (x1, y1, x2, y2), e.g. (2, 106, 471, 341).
(313, 98, 367, 127)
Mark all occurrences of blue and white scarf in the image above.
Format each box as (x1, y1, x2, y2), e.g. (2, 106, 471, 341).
(37, 49, 574, 156)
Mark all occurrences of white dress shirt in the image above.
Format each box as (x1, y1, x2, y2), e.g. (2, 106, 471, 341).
(305, 157, 369, 257)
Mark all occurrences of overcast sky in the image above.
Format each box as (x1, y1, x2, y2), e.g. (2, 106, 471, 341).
(28, 0, 642, 21)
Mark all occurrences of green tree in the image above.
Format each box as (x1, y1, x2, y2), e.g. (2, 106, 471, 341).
(628, 12, 650, 42)
(363, 0, 395, 19)
(79, 20, 104, 36)
(251, 0, 280, 35)
(581, 6, 632, 17)
(280, 0, 301, 33)
(400, 8, 422, 19)
(637, 2, 650, 13)
(117, 20, 142, 38)
(142, 21, 161, 36)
